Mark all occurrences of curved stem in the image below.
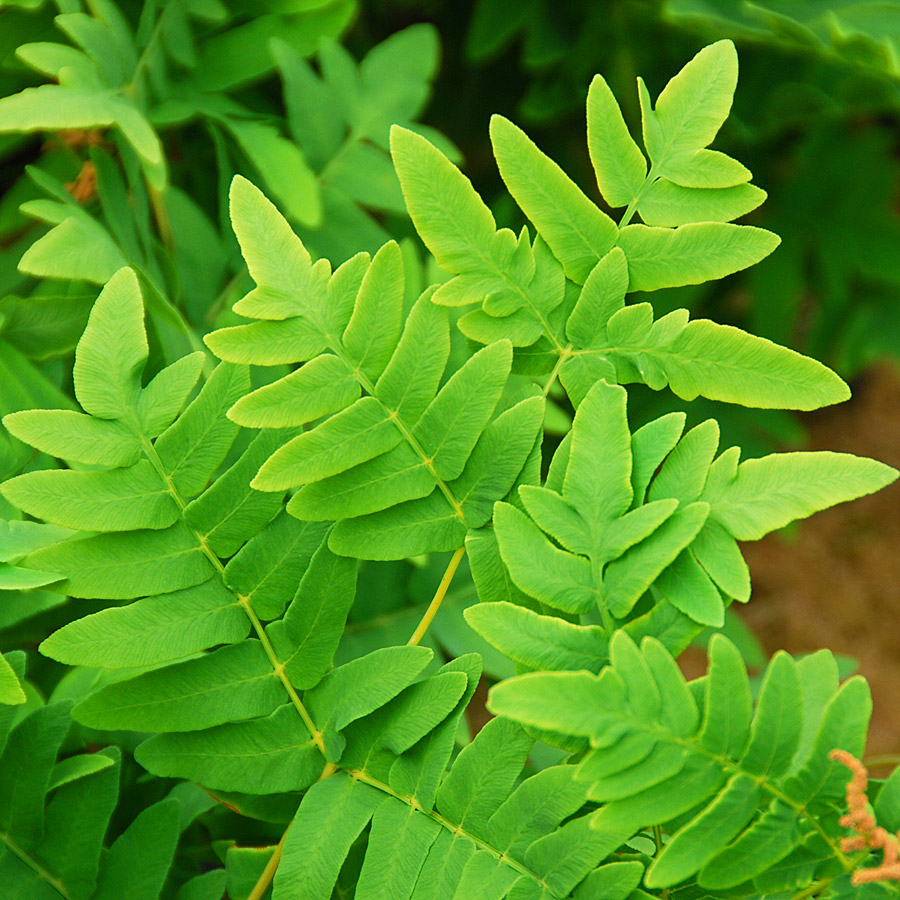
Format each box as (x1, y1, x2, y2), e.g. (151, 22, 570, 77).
(408, 546, 466, 646)
(246, 825, 290, 900)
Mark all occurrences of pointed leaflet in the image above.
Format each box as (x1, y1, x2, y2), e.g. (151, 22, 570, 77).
(1, 462, 177, 532)
(637, 181, 766, 228)
(704, 451, 898, 539)
(92, 800, 180, 900)
(651, 40, 739, 169)
(563, 381, 633, 526)
(40, 578, 248, 668)
(490, 115, 617, 283)
(342, 240, 405, 381)
(227, 354, 359, 428)
(616, 222, 779, 292)
(566, 248, 629, 349)
(279, 540, 358, 689)
(274, 774, 383, 900)
(136, 351, 206, 438)
(0, 653, 25, 705)
(390, 125, 497, 274)
(136, 704, 322, 793)
(72, 641, 282, 732)
(73, 267, 147, 420)
(2, 410, 141, 467)
(587, 75, 647, 208)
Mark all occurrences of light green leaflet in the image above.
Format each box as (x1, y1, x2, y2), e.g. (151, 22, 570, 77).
(391, 43, 852, 413)
(205, 176, 543, 560)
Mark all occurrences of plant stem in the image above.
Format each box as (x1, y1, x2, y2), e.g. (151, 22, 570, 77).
(408, 546, 466, 646)
(543, 347, 570, 397)
(246, 825, 290, 900)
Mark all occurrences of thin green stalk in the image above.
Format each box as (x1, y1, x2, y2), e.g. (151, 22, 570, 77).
(246, 825, 290, 900)
(408, 546, 466, 646)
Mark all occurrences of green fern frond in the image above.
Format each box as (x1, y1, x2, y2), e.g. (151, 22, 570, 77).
(205, 176, 544, 560)
(490, 632, 873, 894)
(390, 42, 850, 412)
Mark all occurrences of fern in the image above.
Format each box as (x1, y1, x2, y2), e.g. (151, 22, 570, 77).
(1, 32, 898, 900)
(489, 632, 879, 894)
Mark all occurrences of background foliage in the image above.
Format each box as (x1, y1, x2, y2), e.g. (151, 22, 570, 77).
(1, 1, 900, 899)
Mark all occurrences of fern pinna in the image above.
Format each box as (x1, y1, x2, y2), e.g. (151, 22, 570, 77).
(1, 38, 899, 900)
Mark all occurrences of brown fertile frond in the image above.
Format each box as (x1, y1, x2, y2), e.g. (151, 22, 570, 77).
(831, 748, 900, 884)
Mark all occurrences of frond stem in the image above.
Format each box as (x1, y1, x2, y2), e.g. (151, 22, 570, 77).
(542, 347, 571, 397)
(138, 435, 327, 755)
(246, 825, 290, 900)
(407, 546, 466, 646)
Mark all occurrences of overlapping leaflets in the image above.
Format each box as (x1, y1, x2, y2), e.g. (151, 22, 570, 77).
(484, 380, 894, 636)
(489, 633, 872, 893)
(1, 34, 899, 900)
(206, 176, 543, 560)
(391, 41, 850, 412)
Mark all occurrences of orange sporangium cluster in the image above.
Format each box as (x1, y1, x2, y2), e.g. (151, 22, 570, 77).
(831, 748, 900, 884)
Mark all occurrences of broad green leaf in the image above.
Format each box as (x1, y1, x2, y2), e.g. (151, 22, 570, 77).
(136, 704, 322, 793)
(488, 671, 608, 740)
(342, 240, 405, 380)
(587, 75, 647, 208)
(93, 800, 180, 900)
(661, 149, 750, 188)
(412, 340, 512, 479)
(1, 463, 176, 532)
(691, 520, 750, 601)
(603, 502, 709, 618)
(464, 602, 609, 673)
(228, 175, 329, 321)
(0, 701, 71, 846)
(40, 578, 247, 668)
(137, 352, 205, 437)
(253, 397, 400, 491)
(629, 412, 686, 505)
(637, 181, 765, 227)
(654, 549, 724, 627)
(25, 522, 213, 599)
(227, 354, 359, 428)
(649, 419, 720, 505)
(19, 214, 127, 285)
(564, 381, 632, 525)
(491, 115, 617, 283)
(0, 563, 61, 590)
(182, 429, 287, 558)
(436, 717, 533, 836)
(328, 491, 467, 560)
(0, 653, 25, 705)
(2, 410, 141, 467)
(740, 653, 801, 778)
(204, 317, 326, 365)
(375, 289, 450, 422)
(566, 248, 629, 348)
(288, 444, 432, 521)
(616, 222, 780, 292)
(280, 541, 358, 689)
(155, 362, 248, 497)
(698, 635, 752, 758)
(274, 774, 383, 900)
(391, 125, 496, 273)
(663, 319, 850, 410)
(227, 120, 321, 228)
(494, 502, 596, 614)
(225, 514, 330, 619)
(652, 40, 738, 165)
(518, 486, 591, 555)
(646, 773, 761, 887)
(73, 641, 280, 733)
(73, 267, 147, 420)
(705, 451, 898, 540)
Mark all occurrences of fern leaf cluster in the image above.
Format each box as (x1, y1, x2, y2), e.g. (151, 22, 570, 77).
(1, 32, 898, 900)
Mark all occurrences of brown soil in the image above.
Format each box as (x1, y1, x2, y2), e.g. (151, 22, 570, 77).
(739, 363, 900, 757)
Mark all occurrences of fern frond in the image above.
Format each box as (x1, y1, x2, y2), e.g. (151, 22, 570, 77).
(206, 176, 544, 560)
(272, 710, 642, 900)
(473, 379, 894, 656)
(390, 44, 851, 412)
(490, 631, 871, 893)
